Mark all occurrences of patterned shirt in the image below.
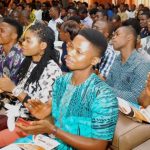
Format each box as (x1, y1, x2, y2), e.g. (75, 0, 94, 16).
(106, 50, 150, 103)
(0, 44, 24, 83)
(140, 28, 150, 39)
(99, 43, 116, 78)
(139, 36, 150, 55)
(16, 60, 62, 102)
(52, 73, 118, 150)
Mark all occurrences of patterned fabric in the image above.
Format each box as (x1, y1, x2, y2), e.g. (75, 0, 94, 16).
(140, 28, 150, 39)
(139, 36, 150, 55)
(16, 60, 62, 103)
(106, 50, 150, 103)
(99, 43, 116, 78)
(0, 44, 24, 83)
(52, 73, 118, 150)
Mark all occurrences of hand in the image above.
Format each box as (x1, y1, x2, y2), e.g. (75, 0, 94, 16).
(0, 74, 16, 93)
(24, 99, 52, 120)
(16, 119, 54, 135)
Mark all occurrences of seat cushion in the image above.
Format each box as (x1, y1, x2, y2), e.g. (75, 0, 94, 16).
(112, 113, 150, 150)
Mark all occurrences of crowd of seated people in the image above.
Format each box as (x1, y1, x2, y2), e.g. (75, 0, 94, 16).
(0, 0, 149, 149)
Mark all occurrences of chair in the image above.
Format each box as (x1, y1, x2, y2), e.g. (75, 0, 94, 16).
(111, 113, 150, 150)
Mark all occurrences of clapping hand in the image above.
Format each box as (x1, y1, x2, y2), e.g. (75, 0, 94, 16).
(24, 99, 52, 120)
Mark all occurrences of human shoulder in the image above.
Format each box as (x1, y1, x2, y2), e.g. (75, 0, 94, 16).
(54, 72, 72, 85)
(90, 74, 115, 95)
(46, 59, 62, 74)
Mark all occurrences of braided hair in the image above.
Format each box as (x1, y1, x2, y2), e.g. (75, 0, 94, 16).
(16, 22, 59, 90)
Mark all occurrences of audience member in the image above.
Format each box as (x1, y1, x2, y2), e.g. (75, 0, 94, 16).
(117, 3, 128, 22)
(59, 20, 80, 73)
(17, 28, 118, 150)
(78, 8, 93, 28)
(140, 12, 150, 38)
(48, 6, 63, 41)
(92, 20, 115, 79)
(0, 22, 62, 146)
(0, 17, 23, 83)
(106, 26, 150, 103)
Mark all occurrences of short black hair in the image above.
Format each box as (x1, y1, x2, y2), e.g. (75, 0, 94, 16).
(2, 17, 23, 40)
(89, 8, 98, 15)
(78, 28, 107, 57)
(122, 18, 140, 35)
(78, 8, 88, 14)
(111, 14, 121, 21)
(141, 11, 150, 19)
(68, 16, 81, 24)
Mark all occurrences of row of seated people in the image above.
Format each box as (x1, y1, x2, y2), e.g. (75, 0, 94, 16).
(0, 14, 149, 149)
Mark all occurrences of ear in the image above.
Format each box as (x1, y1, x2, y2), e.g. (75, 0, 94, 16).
(65, 32, 71, 41)
(40, 42, 47, 50)
(91, 57, 101, 66)
(104, 32, 109, 39)
(127, 33, 133, 41)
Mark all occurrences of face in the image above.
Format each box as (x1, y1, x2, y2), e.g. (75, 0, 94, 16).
(21, 30, 44, 58)
(49, 7, 57, 18)
(92, 21, 108, 38)
(59, 28, 70, 42)
(61, 9, 67, 17)
(111, 19, 121, 31)
(0, 22, 17, 45)
(95, 12, 104, 21)
(140, 15, 148, 28)
(112, 27, 128, 50)
(68, 9, 76, 17)
(138, 10, 143, 20)
(66, 35, 98, 71)
(10, 11, 20, 21)
(131, 4, 136, 11)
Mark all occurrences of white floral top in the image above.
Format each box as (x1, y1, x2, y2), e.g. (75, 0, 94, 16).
(16, 59, 62, 103)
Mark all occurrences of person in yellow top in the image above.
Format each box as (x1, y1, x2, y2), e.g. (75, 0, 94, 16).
(117, 4, 128, 22)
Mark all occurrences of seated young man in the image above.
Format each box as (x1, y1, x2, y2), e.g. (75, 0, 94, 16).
(106, 26, 150, 104)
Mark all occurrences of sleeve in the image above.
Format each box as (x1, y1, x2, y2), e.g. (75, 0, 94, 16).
(11, 51, 24, 83)
(91, 86, 118, 140)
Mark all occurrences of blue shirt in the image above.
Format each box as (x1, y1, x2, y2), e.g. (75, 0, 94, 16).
(52, 73, 118, 150)
(106, 50, 150, 103)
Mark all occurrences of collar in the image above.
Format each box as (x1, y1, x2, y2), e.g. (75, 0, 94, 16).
(117, 49, 138, 66)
